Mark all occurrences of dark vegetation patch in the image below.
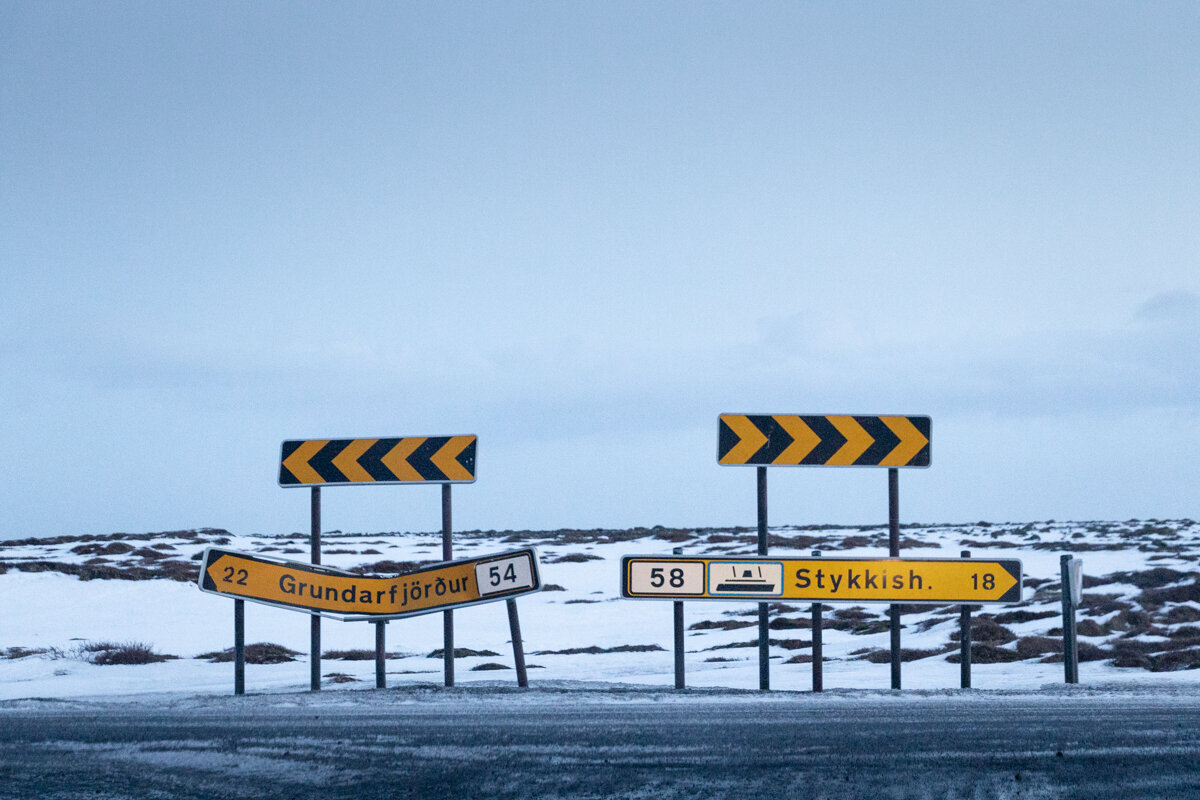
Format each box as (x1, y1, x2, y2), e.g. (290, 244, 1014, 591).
(1040, 643, 1109, 664)
(3, 646, 49, 659)
(863, 646, 954, 663)
(1075, 619, 1107, 637)
(1101, 568, 1193, 589)
(950, 618, 1017, 645)
(703, 657, 740, 663)
(783, 654, 813, 664)
(544, 553, 604, 564)
(323, 649, 403, 661)
(992, 609, 1058, 625)
(564, 599, 601, 604)
(471, 663, 510, 671)
(1015, 636, 1062, 658)
(832, 608, 872, 622)
(427, 648, 499, 659)
(1, 529, 231, 549)
(323, 672, 358, 683)
(531, 644, 664, 655)
(845, 620, 891, 635)
(323, 549, 358, 555)
(541, 584, 566, 592)
(1165, 606, 1200, 624)
(82, 641, 178, 665)
(703, 639, 809, 651)
(768, 616, 810, 630)
(689, 620, 756, 632)
(196, 643, 301, 664)
(1, 560, 199, 582)
(1139, 582, 1200, 609)
(945, 644, 1023, 664)
(71, 542, 135, 556)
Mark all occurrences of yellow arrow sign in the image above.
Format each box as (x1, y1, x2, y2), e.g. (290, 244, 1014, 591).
(621, 556, 1021, 604)
(198, 547, 541, 620)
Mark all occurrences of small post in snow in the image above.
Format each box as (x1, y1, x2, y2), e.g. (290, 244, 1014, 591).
(959, 550, 972, 689)
(234, 599, 245, 696)
(811, 550, 823, 693)
(1060, 555, 1081, 684)
(673, 546, 685, 690)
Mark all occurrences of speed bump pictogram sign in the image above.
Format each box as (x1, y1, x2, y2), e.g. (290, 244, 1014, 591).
(621, 555, 1020, 604)
(279, 436, 477, 486)
(198, 546, 540, 620)
(717, 414, 930, 468)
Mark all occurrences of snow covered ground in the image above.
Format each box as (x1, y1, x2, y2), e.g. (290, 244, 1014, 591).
(2, 519, 1198, 700)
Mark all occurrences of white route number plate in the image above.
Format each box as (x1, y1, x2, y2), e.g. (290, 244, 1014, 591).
(627, 559, 706, 596)
(475, 553, 536, 597)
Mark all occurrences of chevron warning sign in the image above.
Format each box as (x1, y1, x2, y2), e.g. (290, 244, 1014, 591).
(279, 436, 477, 486)
(718, 415, 930, 468)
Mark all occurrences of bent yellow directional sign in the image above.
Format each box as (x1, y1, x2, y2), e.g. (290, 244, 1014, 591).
(621, 555, 1020, 604)
(198, 547, 539, 620)
(718, 414, 930, 468)
(279, 435, 477, 486)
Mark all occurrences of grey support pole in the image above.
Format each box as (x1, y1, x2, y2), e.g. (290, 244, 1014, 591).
(310, 486, 321, 692)
(811, 550, 822, 693)
(673, 546, 685, 690)
(888, 468, 901, 690)
(507, 598, 528, 688)
(442, 484, 454, 687)
(757, 466, 770, 691)
(234, 599, 245, 696)
(1061, 555, 1079, 684)
(960, 550, 972, 689)
(375, 621, 386, 689)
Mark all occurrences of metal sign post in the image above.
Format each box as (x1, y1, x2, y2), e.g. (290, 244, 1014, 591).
(442, 484, 454, 688)
(672, 546, 685, 690)
(757, 467, 769, 691)
(310, 486, 321, 691)
(375, 621, 386, 689)
(810, 550, 822, 693)
(1061, 555, 1081, 684)
(960, 550, 972, 689)
(888, 468, 901, 690)
(234, 599, 245, 696)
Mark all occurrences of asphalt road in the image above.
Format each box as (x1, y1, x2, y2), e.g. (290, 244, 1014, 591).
(2, 687, 1199, 799)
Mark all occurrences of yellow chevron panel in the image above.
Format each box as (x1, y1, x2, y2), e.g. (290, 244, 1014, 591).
(380, 437, 425, 482)
(773, 416, 821, 465)
(719, 415, 768, 464)
(282, 440, 328, 485)
(331, 438, 378, 483)
(878, 416, 929, 466)
(431, 436, 475, 481)
(826, 416, 873, 465)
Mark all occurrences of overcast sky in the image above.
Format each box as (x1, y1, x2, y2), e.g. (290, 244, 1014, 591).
(2, 2, 1197, 540)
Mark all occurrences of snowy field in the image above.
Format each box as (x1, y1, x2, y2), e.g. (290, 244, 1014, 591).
(2, 519, 1199, 700)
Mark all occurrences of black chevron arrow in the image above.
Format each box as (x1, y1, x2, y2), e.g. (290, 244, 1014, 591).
(408, 436, 451, 481)
(307, 440, 348, 483)
(855, 416, 901, 466)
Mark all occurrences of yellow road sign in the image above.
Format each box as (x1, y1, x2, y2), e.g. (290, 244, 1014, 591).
(198, 547, 540, 620)
(279, 435, 477, 486)
(718, 414, 930, 467)
(621, 555, 1020, 604)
